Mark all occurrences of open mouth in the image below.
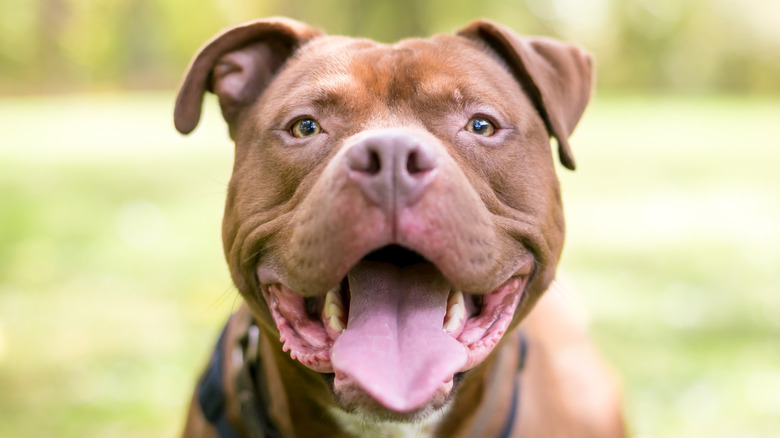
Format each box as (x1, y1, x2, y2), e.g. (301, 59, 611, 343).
(260, 245, 530, 412)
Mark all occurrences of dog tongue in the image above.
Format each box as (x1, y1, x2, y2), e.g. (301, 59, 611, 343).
(331, 261, 466, 412)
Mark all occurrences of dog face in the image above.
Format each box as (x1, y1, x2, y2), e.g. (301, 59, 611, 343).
(175, 18, 592, 419)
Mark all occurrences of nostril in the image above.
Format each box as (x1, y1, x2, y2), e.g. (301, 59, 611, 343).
(344, 131, 439, 208)
(346, 144, 383, 174)
(405, 147, 436, 175)
(346, 133, 437, 180)
(366, 149, 381, 175)
(407, 151, 421, 174)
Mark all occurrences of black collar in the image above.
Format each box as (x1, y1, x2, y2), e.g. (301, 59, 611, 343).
(197, 317, 280, 438)
(498, 332, 527, 438)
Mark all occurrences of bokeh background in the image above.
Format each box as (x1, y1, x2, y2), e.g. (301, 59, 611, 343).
(1, 0, 779, 437)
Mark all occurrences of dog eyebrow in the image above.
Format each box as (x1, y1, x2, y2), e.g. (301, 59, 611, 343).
(274, 65, 511, 127)
(410, 80, 511, 122)
(310, 72, 357, 95)
(416, 75, 462, 101)
(270, 82, 364, 127)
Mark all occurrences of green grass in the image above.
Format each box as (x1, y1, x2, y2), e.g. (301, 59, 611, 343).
(0, 93, 778, 437)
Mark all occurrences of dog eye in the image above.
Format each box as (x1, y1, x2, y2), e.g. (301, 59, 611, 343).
(290, 118, 322, 138)
(465, 117, 496, 136)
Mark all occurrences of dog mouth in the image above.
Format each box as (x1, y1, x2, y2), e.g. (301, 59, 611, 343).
(260, 245, 530, 412)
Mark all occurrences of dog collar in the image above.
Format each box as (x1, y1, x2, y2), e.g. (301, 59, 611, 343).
(196, 316, 527, 438)
(498, 332, 527, 438)
(197, 316, 281, 438)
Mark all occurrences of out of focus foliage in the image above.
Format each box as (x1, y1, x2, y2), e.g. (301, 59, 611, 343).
(1, 0, 779, 95)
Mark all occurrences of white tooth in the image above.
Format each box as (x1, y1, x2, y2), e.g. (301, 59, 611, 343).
(325, 286, 339, 305)
(328, 302, 343, 318)
(324, 286, 347, 332)
(450, 292, 465, 312)
(450, 303, 465, 320)
(447, 291, 464, 308)
(329, 314, 345, 332)
(444, 291, 466, 333)
(324, 287, 344, 319)
(443, 313, 462, 332)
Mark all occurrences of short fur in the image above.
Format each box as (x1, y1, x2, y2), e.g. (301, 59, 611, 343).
(176, 17, 624, 438)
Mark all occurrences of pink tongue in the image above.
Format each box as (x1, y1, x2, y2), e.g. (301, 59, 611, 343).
(331, 261, 466, 412)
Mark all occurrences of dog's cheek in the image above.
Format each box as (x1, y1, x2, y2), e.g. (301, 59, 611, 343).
(452, 125, 565, 304)
(230, 135, 311, 211)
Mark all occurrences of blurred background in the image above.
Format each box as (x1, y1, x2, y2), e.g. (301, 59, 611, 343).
(0, 0, 778, 437)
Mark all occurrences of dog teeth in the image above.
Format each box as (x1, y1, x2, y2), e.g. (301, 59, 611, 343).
(324, 286, 345, 317)
(329, 315, 345, 332)
(324, 286, 346, 333)
(444, 291, 466, 333)
(327, 302, 343, 318)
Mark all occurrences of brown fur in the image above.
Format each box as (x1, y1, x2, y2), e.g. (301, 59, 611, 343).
(175, 17, 625, 438)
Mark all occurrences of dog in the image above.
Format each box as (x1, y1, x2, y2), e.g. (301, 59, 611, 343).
(174, 17, 625, 438)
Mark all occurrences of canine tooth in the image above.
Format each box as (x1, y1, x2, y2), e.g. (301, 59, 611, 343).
(324, 288, 337, 305)
(444, 291, 466, 333)
(444, 314, 462, 332)
(447, 290, 464, 308)
(329, 314, 345, 332)
(448, 291, 465, 312)
(325, 285, 342, 301)
(328, 302, 343, 318)
(324, 287, 344, 318)
(449, 303, 465, 319)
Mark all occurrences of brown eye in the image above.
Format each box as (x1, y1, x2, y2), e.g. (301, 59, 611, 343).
(465, 117, 496, 136)
(290, 118, 322, 138)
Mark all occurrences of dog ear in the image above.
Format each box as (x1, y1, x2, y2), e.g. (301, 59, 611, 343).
(457, 20, 593, 170)
(174, 17, 323, 135)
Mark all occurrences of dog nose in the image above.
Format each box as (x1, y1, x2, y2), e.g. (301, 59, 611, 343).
(345, 130, 438, 208)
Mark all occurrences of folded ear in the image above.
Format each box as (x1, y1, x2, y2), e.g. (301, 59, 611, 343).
(457, 20, 593, 170)
(174, 17, 323, 135)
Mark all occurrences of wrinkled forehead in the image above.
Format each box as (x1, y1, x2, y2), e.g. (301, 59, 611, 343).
(266, 34, 521, 116)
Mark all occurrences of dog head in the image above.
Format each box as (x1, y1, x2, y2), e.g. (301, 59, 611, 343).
(175, 17, 592, 420)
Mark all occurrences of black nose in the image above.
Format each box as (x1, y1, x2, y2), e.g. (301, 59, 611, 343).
(345, 130, 438, 208)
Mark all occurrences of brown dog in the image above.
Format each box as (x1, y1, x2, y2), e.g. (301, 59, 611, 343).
(174, 17, 624, 438)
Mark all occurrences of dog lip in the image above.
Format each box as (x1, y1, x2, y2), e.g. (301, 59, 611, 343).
(261, 283, 336, 373)
(257, 265, 284, 291)
(455, 274, 528, 371)
(255, 249, 535, 405)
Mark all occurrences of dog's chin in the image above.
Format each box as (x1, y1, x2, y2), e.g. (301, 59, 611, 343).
(332, 380, 454, 423)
